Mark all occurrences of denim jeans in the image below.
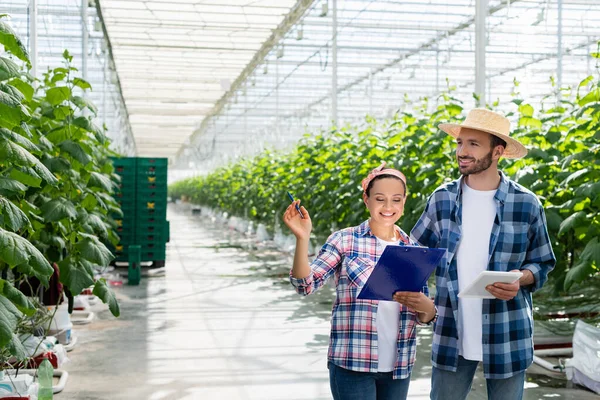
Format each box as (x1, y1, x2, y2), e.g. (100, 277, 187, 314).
(328, 361, 411, 400)
(430, 356, 525, 400)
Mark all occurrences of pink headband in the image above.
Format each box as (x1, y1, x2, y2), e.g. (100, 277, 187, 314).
(361, 162, 407, 194)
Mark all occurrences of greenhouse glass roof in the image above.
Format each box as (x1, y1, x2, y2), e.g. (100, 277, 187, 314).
(99, 0, 299, 157)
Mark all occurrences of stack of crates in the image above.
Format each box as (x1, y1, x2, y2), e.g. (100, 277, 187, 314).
(136, 158, 169, 266)
(111, 157, 137, 262)
(110, 157, 169, 267)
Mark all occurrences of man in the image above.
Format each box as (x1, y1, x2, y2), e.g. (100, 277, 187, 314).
(404, 108, 556, 400)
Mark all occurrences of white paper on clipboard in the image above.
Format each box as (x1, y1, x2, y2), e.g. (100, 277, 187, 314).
(458, 271, 523, 299)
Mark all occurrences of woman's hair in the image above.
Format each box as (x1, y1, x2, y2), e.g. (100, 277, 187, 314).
(364, 170, 407, 197)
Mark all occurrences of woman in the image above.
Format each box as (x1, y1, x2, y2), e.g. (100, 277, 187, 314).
(283, 162, 437, 400)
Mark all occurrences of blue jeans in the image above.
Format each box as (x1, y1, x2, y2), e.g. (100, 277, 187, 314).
(328, 361, 410, 400)
(430, 356, 525, 400)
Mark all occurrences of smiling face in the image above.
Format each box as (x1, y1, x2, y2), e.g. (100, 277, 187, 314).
(363, 177, 406, 227)
(455, 128, 503, 176)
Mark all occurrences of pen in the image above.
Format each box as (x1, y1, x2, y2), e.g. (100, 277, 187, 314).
(286, 191, 304, 219)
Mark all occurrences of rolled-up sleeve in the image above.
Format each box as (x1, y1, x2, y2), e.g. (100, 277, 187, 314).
(290, 231, 343, 296)
(522, 205, 556, 292)
(410, 195, 440, 248)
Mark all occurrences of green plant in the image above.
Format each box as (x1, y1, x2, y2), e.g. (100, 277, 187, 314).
(171, 51, 600, 296)
(0, 15, 120, 365)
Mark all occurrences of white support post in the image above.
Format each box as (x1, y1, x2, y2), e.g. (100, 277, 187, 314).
(103, 51, 108, 127)
(29, 0, 38, 79)
(368, 70, 373, 115)
(435, 48, 440, 94)
(81, 0, 88, 95)
(557, 0, 563, 98)
(475, 0, 487, 107)
(331, 0, 338, 126)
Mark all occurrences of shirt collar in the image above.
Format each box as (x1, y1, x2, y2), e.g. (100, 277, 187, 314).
(456, 171, 509, 205)
(358, 219, 410, 244)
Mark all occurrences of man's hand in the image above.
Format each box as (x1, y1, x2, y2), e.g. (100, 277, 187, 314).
(486, 269, 534, 300)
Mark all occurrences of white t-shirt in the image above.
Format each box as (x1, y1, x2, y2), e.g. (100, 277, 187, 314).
(456, 181, 497, 361)
(375, 237, 401, 372)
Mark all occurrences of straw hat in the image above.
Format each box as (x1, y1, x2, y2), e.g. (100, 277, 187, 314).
(438, 108, 527, 159)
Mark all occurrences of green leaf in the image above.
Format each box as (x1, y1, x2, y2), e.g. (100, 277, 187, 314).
(54, 105, 74, 120)
(46, 125, 73, 143)
(93, 278, 120, 317)
(9, 167, 41, 187)
(0, 295, 22, 348)
(71, 95, 98, 116)
(59, 140, 92, 165)
(563, 168, 589, 185)
(579, 88, 600, 107)
(88, 172, 113, 192)
(519, 103, 534, 117)
(580, 237, 600, 265)
(41, 198, 78, 222)
(82, 193, 98, 210)
(86, 213, 108, 238)
(76, 233, 114, 265)
(0, 127, 39, 152)
(0, 82, 24, 102)
(0, 56, 21, 81)
(73, 78, 92, 90)
(0, 196, 30, 231)
(45, 86, 71, 106)
(519, 116, 542, 128)
(0, 140, 57, 185)
(42, 156, 71, 173)
(0, 227, 52, 283)
(7, 332, 27, 360)
(8, 78, 34, 101)
(0, 20, 30, 63)
(0, 176, 27, 192)
(0, 88, 29, 128)
(545, 127, 562, 144)
(558, 211, 585, 236)
(58, 257, 94, 295)
(565, 259, 594, 291)
(0, 279, 36, 316)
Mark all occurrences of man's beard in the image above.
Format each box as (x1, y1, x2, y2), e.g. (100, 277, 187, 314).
(457, 150, 493, 176)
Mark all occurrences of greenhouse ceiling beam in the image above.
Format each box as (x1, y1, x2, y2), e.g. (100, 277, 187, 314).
(175, 0, 318, 160)
(303, 0, 524, 113)
(113, 43, 258, 51)
(455, 38, 597, 92)
(108, 1, 289, 10)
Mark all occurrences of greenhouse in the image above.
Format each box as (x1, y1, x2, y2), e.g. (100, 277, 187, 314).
(0, 0, 599, 399)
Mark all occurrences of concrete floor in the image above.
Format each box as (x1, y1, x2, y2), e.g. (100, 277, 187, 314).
(58, 204, 600, 400)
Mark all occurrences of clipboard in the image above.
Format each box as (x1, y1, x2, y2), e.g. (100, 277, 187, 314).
(357, 245, 445, 301)
(457, 271, 523, 299)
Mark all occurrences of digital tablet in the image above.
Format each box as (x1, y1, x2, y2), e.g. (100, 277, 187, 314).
(457, 271, 523, 299)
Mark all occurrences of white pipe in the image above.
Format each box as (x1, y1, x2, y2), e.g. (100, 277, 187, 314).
(532, 355, 562, 372)
(534, 347, 572, 357)
(5, 369, 69, 394)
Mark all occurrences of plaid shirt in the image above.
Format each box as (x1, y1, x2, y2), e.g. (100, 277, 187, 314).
(289, 220, 429, 379)
(411, 172, 556, 379)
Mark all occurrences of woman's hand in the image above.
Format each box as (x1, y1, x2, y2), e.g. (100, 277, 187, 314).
(283, 200, 312, 240)
(392, 291, 435, 319)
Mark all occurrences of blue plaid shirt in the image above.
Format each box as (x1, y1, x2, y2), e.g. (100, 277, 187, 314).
(411, 172, 555, 379)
